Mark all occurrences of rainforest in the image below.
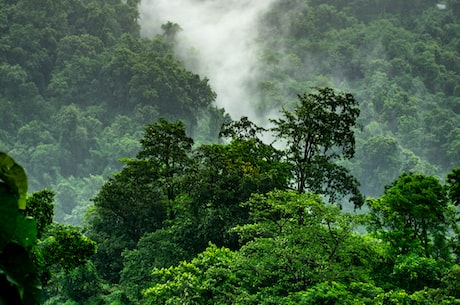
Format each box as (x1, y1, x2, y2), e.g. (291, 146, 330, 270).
(0, 0, 460, 304)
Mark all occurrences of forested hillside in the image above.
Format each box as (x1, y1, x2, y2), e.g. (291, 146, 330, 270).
(0, 0, 226, 224)
(256, 0, 460, 196)
(1, 0, 460, 304)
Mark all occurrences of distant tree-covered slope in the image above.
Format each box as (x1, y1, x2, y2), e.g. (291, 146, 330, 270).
(256, 0, 460, 196)
(0, 0, 226, 223)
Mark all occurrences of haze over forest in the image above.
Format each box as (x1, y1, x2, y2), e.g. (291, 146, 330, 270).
(139, 0, 277, 120)
(0, 0, 458, 222)
(0, 0, 460, 304)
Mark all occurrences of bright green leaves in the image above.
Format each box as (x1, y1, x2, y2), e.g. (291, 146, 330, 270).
(367, 172, 454, 258)
(235, 191, 324, 240)
(144, 244, 237, 305)
(391, 253, 444, 293)
(143, 191, 382, 305)
(0, 152, 28, 210)
(40, 224, 96, 271)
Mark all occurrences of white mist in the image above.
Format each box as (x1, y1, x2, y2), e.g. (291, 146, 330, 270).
(138, 0, 277, 120)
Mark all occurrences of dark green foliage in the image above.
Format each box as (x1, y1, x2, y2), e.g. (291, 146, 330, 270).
(137, 118, 194, 201)
(40, 224, 96, 272)
(88, 160, 167, 282)
(0, 152, 40, 304)
(0, 0, 223, 224)
(269, 87, 363, 207)
(2, 0, 460, 303)
(88, 119, 193, 283)
(257, 0, 460, 197)
(447, 168, 460, 206)
(89, 118, 291, 288)
(0, 152, 28, 210)
(25, 190, 55, 238)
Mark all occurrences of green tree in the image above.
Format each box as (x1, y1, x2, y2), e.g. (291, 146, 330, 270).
(88, 119, 193, 283)
(270, 87, 363, 207)
(137, 118, 194, 201)
(143, 243, 238, 305)
(25, 189, 55, 238)
(186, 136, 291, 249)
(367, 173, 455, 258)
(233, 191, 379, 300)
(142, 191, 384, 305)
(390, 253, 445, 293)
(88, 160, 167, 283)
(39, 224, 96, 272)
(39, 224, 97, 303)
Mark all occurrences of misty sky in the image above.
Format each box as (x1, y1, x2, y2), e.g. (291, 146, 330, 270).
(139, 0, 277, 120)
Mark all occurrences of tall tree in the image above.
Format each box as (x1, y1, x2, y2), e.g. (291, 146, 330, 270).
(367, 173, 455, 258)
(88, 119, 193, 282)
(270, 87, 363, 207)
(137, 118, 194, 201)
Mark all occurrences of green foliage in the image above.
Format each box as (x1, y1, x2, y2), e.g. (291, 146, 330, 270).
(354, 136, 403, 196)
(88, 160, 167, 282)
(391, 253, 445, 293)
(0, 0, 224, 228)
(258, 0, 460, 196)
(0, 152, 28, 210)
(3, 0, 460, 303)
(290, 281, 384, 305)
(25, 189, 55, 238)
(447, 167, 460, 206)
(0, 152, 40, 304)
(142, 191, 387, 305)
(40, 223, 96, 271)
(143, 243, 237, 305)
(270, 87, 363, 207)
(137, 118, 194, 200)
(88, 119, 197, 283)
(367, 173, 455, 258)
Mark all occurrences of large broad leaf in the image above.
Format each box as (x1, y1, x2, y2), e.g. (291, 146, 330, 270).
(13, 215, 37, 249)
(0, 152, 28, 210)
(0, 185, 18, 252)
(0, 243, 41, 304)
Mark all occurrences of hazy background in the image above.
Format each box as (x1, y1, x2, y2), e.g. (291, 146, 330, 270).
(139, 0, 277, 120)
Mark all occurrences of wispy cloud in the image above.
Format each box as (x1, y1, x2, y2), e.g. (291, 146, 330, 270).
(139, 0, 277, 120)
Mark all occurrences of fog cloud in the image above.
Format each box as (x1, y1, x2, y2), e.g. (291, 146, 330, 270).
(139, 0, 277, 120)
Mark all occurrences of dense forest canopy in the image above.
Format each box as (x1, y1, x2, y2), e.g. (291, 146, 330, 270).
(0, 0, 459, 222)
(0, 0, 227, 224)
(0, 0, 459, 304)
(255, 0, 460, 196)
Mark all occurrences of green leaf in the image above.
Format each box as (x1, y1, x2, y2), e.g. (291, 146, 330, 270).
(0, 152, 28, 210)
(0, 184, 19, 251)
(0, 243, 41, 304)
(13, 215, 37, 249)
